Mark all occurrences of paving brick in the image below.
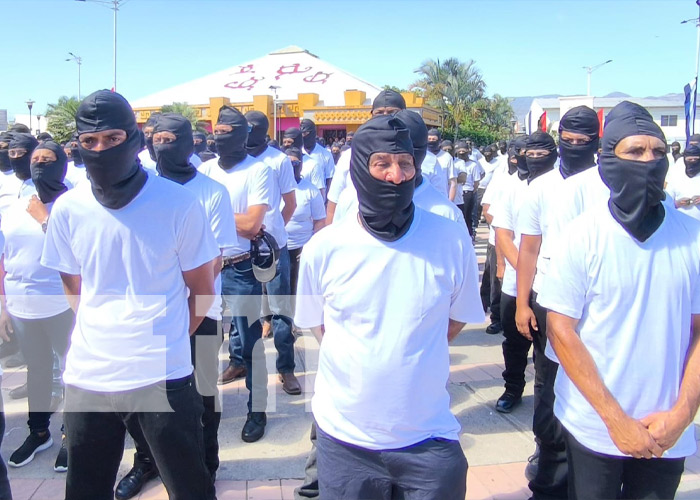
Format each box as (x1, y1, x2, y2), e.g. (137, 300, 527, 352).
(29, 479, 65, 500)
(10, 479, 43, 500)
(280, 479, 303, 500)
(247, 479, 282, 500)
(216, 480, 247, 500)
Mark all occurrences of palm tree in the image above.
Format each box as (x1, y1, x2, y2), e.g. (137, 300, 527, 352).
(160, 102, 208, 132)
(45, 96, 81, 144)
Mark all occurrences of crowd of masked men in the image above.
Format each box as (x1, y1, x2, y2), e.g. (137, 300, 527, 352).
(0, 86, 698, 500)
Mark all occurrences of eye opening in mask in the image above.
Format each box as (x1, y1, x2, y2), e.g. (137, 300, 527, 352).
(525, 150, 551, 159)
(8, 148, 27, 159)
(152, 131, 177, 145)
(31, 148, 57, 163)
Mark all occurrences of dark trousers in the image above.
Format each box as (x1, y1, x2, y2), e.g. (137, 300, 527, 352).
(462, 190, 476, 237)
(64, 376, 215, 500)
(316, 426, 467, 500)
(473, 187, 486, 230)
(222, 259, 267, 413)
(289, 247, 303, 297)
(11, 308, 74, 433)
(132, 317, 222, 476)
(0, 380, 13, 500)
(231, 247, 295, 374)
(564, 428, 684, 500)
(295, 421, 319, 500)
(481, 243, 501, 323)
(500, 293, 532, 397)
(528, 295, 568, 500)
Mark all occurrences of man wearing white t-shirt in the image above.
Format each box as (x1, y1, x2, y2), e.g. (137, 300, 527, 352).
(475, 147, 501, 230)
(515, 106, 600, 498)
(425, 129, 455, 199)
(325, 147, 350, 224)
(0, 132, 22, 220)
(667, 144, 700, 222)
(283, 128, 325, 200)
(201, 105, 275, 443)
(137, 113, 159, 173)
(453, 141, 481, 237)
(64, 134, 88, 188)
(41, 90, 219, 500)
(539, 101, 700, 499)
(296, 114, 482, 500)
(301, 119, 335, 192)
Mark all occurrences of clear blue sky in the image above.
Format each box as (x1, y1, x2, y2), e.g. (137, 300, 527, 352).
(1, 0, 697, 119)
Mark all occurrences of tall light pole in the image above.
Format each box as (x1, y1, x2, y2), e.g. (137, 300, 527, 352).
(583, 59, 613, 97)
(36, 115, 42, 135)
(66, 52, 82, 100)
(26, 100, 35, 135)
(682, 1, 700, 135)
(269, 85, 280, 141)
(75, 0, 125, 92)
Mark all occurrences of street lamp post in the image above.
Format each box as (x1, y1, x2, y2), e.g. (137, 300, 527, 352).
(583, 59, 613, 97)
(66, 52, 82, 99)
(75, 0, 124, 91)
(37, 115, 42, 135)
(26, 100, 35, 135)
(681, 1, 700, 135)
(269, 86, 280, 141)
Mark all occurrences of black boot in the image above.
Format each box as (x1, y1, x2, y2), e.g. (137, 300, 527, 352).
(114, 463, 159, 500)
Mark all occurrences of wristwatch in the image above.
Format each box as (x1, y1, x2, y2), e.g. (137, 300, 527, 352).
(41, 218, 49, 234)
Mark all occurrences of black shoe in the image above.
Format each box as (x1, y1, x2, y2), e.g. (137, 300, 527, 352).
(54, 435, 67, 473)
(0, 341, 18, 360)
(8, 431, 53, 467)
(485, 322, 503, 335)
(495, 392, 522, 413)
(5, 353, 25, 368)
(525, 445, 540, 482)
(115, 465, 159, 500)
(241, 412, 266, 443)
(9, 383, 28, 400)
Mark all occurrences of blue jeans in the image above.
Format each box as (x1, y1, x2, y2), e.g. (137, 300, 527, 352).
(221, 259, 267, 413)
(229, 246, 296, 374)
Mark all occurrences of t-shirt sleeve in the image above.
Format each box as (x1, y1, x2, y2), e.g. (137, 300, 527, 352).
(491, 183, 514, 230)
(518, 187, 542, 236)
(209, 187, 238, 252)
(278, 156, 297, 195)
(41, 203, 81, 275)
(537, 222, 588, 319)
(450, 234, 484, 323)
(293, 240, 325, 327)
(310, 161, 326, 191)
(176, 198, 221, 272)
(310, 188, 327, 221)
(323, 150, 335, 179)
(248, 164, 274, 209)
(447, 156, 457, 180)
(327, 162, 347, 204)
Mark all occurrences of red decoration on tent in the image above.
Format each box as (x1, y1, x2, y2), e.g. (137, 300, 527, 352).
(275, 63, 312, 80)
(597, 108, 604, 136)
(224, 76, 265, 91)
(232, 64, 255, 74)
(303, 71, 332, 84)
(538, 111, 547, 132)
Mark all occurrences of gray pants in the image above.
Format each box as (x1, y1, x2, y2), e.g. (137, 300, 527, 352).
(316, 425, 467, 500)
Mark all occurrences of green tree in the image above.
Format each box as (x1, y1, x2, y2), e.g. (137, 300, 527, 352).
(160, 102, 207, 132)
(45, 96, 80, 144)
(381, 84, 411, 94)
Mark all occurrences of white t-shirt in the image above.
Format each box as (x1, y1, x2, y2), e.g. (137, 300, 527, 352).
(421, 151, 449, 198)
(479, 158, 502, 190)
(137, 149, 158, 173)
(65, 161, 88, 188)
(0, 171, 23, 218)
(327, 149, 351, 204)
(189, 153, 202, 168)
(199, 155, 274, 256)
(517, 168, 566, 293)
(181, 172, 238, 320)
(666, 171, 700, 223)
(452, 159, 481, 203)
(257, 147, 296, 249)
(41, 173, 220, 392)
(414, 180, 466, 228)
(3, 185, 69, 319)
(538, 204, 700, 458)
(301, 155, 326, 193)
(286, 178, 326, 250)
(333, 182, 358, 224)
(490, 174, 529, 297)
(306, 143, 335, 181)
(295, 208, 483, 450)
(481, 169, 514, 246)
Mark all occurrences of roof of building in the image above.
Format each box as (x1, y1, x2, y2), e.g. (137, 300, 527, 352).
(130, 46, 382, 108)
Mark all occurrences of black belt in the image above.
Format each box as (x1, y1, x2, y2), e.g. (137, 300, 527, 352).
(222, 252, 251, 268)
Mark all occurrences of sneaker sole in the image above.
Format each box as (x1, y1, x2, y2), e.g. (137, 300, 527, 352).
(53, 464, 67, 473)
(9, 437, 54, 467)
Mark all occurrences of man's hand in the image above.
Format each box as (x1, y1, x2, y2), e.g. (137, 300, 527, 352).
(26, 195, 49, 225)
(640, 410, 690, 453)
(515, 305, 536, 340)
(607, 414, 664, 459)
(0, 310, 13, 342)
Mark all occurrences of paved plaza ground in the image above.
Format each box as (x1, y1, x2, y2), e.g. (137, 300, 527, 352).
(2, 226, 700, 499)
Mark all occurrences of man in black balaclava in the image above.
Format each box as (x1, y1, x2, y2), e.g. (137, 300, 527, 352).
(301, 119, 335, 192)
(42, 89, 218, 500)
(453, 140, 479, 236)
(345, 130, 354, 146)
(206, 133, 217, 154)
(498, 140, 507, 156)
(666, 143, 700, 221)
(424, 129, 455, 199)
(214, 106, 249, 170)
(64, 132, 89, 188)
(282, 127, 303, 151)
(36, 132, 52, 143)
(69, 133, 83, 167)
(670, 141, 682, 163)
(246, 111, 270, 159)
(193, 131, 207, 159)
(30, 140, 68, 204)
(9, 133, 39, 182)
(294, 113, 481, 500)
(441, 140, 453, 156)
(558, 105, 600, 178)
(427, 129, 442, 155)
(524, 131, 557, 184)
(689, 133, 700, 147)
(0, 131, 14, 174)
(153, 113, 197, 184)
(137, 113, 160, 172)
(371, 89, 406, 116)
(535, 100, 700, 500)
(331, 142, 341, 164)
(283, 127, 326, 198)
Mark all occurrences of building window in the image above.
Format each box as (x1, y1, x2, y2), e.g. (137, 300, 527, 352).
(661, 115, 678, 127)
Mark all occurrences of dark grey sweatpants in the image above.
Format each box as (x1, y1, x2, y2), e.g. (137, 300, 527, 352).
(316, 425, 467, 500)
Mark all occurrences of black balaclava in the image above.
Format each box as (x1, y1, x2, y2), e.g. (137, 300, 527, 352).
(371, 90, 407, 113)
(143, 113, 160, 161)
(350, 115, 415, 242)
(454, 140, 470, 160)
(598, 101, 668, 242)
(427, 129, 441, 154)
(245, 111, 269, 158)
(69, 132, 84, 166)
(498, 140, 507, 155)
(283, 128, 303, 152)
(206, 133, 218, 154)
(153, 113, 196, 185)
(286, 147, 303, 183)
(346, 131, 354, 146)
(525, 131, 558, 183)
(9, 133, 39, 181)
(30, 141, 68, 203)
(0, 131, 13, 173)
(193, 131, 207, 155)
(75, 90, 147, 210)
(331, 142, 342, 164)
(396, 109, 427, 188)
(684, 144, 700, 178)
(671, 141, 682, 162)
(507, 137, 527, 176)
(689, 134, 700, 147)
(440, 140, 453, 156)
(215, 106, 249, 170)
(300, 119, 318, 153)
(558, 105, 600, 178)
(482, 146, 494, 163)
(37, 132, 53, 142)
